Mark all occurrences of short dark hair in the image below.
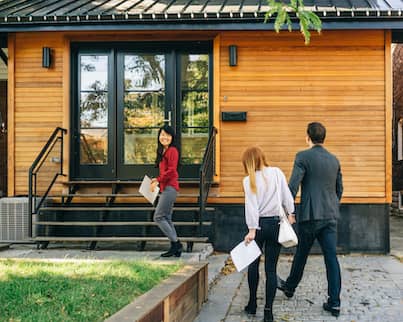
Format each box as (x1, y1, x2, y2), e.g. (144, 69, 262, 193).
(307, 122, 326, 144)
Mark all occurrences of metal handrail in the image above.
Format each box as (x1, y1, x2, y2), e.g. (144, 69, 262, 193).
(198, 127, 217, 235)
(28, 127, 67, 237)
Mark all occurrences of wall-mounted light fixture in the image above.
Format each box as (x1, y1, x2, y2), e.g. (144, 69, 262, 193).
(42, 47, 51, 68)
(229, 45, 237, 66)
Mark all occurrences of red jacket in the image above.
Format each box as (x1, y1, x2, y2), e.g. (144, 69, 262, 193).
(157, 146, 179, 192)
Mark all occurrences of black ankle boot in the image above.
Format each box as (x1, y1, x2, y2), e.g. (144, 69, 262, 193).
(161, 242, 175, 257)
(173, 240, 183, 257)
(161, 241, 183, 257)
(264, 308, 273, 322)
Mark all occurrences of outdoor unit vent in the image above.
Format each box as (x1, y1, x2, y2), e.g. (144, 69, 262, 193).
(0, 197, 38, 242)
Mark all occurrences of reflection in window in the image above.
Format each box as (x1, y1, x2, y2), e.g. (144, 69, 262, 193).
(124, 128, 159, 164)
(80, 129, 108, 164)
(180, 54, 209, 164)
(124, 54, 165, 165)
(79, 55, 109, 164)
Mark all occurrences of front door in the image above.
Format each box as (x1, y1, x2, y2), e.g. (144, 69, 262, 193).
(71, 42, 212, 180)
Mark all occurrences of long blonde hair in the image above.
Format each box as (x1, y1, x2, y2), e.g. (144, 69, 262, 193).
(242, 146, 269, 194)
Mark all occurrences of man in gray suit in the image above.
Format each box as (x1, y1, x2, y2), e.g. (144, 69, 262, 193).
(278, 122, 343, 317)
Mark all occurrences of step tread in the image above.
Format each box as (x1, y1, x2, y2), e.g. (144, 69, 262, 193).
(61, 180, 200, 185)
(34, 221, 212, 226)
(38, 206, 215, 212)
(34, 236, 209, 242)
(48, 193, 200, 198)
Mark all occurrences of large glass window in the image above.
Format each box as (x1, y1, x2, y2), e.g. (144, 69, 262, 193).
(79, 55, 109, 164)
(180, 54, 209, 164)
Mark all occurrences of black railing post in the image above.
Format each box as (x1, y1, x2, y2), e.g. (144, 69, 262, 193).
(198, 127, 217, 236)
(28, 127, 67, 239)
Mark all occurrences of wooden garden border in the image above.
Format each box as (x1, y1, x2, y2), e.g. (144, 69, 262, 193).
(106, 262, 208, 322)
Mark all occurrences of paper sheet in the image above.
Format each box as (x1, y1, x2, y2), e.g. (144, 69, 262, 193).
(230, 240, 262, 272)
(139, 175, 159, 204)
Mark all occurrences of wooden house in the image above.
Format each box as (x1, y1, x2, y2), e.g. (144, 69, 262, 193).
(1, 0, 402, 252)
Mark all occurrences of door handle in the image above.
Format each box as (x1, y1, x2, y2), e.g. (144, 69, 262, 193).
(163, 110, 172, 126)
(0, 112, 6, 134)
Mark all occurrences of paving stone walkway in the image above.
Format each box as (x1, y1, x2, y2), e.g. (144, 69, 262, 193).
(197, 254, 403, 322)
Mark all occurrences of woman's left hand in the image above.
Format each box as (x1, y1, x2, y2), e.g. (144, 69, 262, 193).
(244, 229, 256, 245)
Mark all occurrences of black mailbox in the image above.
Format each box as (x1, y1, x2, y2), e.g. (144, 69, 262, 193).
(221, 111, 247, 122)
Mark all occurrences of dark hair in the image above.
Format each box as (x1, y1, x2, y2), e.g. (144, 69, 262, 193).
(155, 125, 180, 166)
(307, 122, 326, 144)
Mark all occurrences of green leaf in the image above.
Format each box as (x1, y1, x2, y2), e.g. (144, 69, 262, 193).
(264, 0, 322, 44)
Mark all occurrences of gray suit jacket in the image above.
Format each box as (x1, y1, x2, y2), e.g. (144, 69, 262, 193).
(289, 145, 343, 223)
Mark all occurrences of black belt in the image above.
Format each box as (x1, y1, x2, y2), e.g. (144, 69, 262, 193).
(259, 216, 280, 220)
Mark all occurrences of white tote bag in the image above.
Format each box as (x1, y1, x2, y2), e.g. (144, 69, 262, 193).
(275, 170, 298, 248)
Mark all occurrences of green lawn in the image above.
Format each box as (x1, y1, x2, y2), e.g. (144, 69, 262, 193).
(0, 259, 181, 322)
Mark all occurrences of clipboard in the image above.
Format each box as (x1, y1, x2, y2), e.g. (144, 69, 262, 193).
(139, 175, 159, 204)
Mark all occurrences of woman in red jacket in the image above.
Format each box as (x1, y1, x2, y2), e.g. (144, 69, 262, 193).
(151, 125, 182, 257)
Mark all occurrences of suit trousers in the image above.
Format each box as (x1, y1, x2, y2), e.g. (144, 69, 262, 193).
(247, 216, 282, 310)
(286, 220, 341, 307)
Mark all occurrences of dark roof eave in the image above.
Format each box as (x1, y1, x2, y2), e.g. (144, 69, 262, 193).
(0, 16, 403, 32)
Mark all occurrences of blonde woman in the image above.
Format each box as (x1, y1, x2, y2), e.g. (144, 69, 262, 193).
(242, 146, 295, 322)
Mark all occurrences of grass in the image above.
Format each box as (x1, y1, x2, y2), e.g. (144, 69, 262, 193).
(0, 259, 182, 322)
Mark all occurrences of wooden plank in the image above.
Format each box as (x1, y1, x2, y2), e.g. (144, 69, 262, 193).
(213, 34, 221, 183)
(63, 35, 70, 182)
(38, 206, 215, 211)
(385, 30, 392, 204)
(7, 34, 15, 196)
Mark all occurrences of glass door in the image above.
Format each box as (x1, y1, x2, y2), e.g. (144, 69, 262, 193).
(116, 52, 168, 179)
(71, 52, 115, 179)
(71, 43, 212, 181)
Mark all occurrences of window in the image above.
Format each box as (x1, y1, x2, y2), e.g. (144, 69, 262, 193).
(398, 119, 403, 161)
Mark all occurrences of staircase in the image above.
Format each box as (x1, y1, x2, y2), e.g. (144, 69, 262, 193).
(28, 127, 217, 252)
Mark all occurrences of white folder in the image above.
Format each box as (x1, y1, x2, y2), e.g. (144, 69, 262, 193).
(139, 175, 159, 204)
(230, 240, 262, 272)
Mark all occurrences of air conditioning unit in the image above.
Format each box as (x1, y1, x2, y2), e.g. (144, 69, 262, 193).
(0, 197, 39, 242)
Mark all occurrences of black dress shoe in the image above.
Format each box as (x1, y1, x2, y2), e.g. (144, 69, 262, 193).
(323, 302, 340, 317)
(277, 278, 294, 298)
(264, 308, 274, 322)
(244, 303, 256, 315)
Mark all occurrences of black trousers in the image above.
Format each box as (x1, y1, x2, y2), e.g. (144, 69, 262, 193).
(286, 220, 341, 307)
(247, 216, 281, 310)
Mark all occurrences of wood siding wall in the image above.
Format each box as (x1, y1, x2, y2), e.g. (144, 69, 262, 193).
(8, 30, 391, 203)
(9, 33, 64, 196)
(217, 30, 390, 203)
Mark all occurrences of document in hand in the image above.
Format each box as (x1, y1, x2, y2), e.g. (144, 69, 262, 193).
(139, 175, 159, 204)
(230, 240, 262, 272)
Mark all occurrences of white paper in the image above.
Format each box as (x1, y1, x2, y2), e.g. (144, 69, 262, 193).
(139, 175, 159, 204)
(230, 240, 262, 272)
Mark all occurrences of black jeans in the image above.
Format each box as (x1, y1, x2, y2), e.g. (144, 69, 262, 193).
(286, 220, 341, 307)
(247, 216, 281, 310)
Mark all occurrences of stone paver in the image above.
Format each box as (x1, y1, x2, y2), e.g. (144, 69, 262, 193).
(221, 255, 403, 322)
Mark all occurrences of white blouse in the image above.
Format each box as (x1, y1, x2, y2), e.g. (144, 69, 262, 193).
(243, 167, 295, 229)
